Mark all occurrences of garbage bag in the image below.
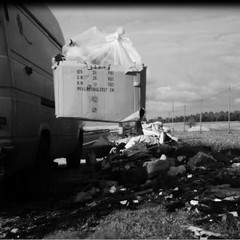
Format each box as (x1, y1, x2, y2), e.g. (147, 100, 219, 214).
(62, 26, 143, 72)
(125, 135, 159, 149)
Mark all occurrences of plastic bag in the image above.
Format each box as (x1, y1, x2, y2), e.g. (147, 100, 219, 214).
(62, 26, 143, 72)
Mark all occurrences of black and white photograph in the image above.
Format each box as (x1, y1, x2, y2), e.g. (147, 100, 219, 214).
(1, 2, 240, 239)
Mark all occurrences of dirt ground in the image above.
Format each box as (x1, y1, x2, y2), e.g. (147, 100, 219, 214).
(0, 163, 109, 239)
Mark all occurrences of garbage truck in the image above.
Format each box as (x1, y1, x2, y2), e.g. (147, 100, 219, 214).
(0, 2, 146, 187)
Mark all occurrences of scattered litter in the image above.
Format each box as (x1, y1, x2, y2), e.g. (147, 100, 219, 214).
(165, 194, 173, 200)
(185, 225, 221, 238)
(86, 201, 97, 208)
(109, 186, 117, 193)
(230, 211, 238, 217)
(120, 200, 128, 205)
(160, 154, 167, 161)
(11, 228, 19, 234)
(190, 200, 199, 206)
(232, 162, 240, 168)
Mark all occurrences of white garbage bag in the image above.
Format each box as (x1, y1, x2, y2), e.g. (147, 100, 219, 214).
(125, 135, 160, 149)
(142, 121, 164, 137)
(62, 26, 143, 73)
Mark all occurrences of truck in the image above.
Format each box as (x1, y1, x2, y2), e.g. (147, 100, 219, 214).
(0, 3, 146, 199)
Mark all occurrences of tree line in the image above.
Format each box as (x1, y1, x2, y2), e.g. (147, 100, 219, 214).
(149, 110, 240, 124)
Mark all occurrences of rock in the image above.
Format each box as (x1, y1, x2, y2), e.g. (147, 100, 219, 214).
(217, 167, 240, 187)
(167, 165, 186, 177)
(144, 159, 170, 178)
(187, 151, 216, 169)
(208, 184, 240, 199)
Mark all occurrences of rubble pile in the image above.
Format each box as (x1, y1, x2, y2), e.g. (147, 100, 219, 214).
(1, 133, 240, 239)
(67, 136, 240, 238)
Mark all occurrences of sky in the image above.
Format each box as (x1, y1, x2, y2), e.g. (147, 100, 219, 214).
(48, 4, 240, 120)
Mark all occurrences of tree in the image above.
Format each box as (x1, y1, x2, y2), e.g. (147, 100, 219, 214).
(186, 117, 196, 128)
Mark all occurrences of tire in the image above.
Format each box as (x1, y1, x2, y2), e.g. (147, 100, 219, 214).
(29, 132, 51, 200)
(66, 129, 83, 168)
(3, 132, 52, 201)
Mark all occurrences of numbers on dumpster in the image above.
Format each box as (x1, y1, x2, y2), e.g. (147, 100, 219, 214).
(74, 68, 116, 93)
(107, 71, 115, 93)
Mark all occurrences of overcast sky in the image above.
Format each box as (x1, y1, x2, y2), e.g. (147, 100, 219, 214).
(48, 4, 240, 119)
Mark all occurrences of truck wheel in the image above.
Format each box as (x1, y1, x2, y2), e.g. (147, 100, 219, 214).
(66, 129, 83, 168)
(29, 132, 51, 200)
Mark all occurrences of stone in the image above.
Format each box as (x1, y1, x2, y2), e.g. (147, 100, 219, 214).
(167, 165, 186, 177)
(187, 151, 216, 169)
(143, 156, 176, 179)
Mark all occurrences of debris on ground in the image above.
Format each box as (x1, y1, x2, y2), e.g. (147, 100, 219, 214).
(1, 131, 240, 239)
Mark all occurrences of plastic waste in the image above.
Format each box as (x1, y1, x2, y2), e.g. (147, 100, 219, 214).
(62, 26, 142, 73)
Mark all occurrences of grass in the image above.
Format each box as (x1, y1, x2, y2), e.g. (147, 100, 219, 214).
(44, 205, 240, 239)
(87, 205, 194, 239)
(165, 121, 240, 132)
(45, 206, 195, 239)
(174, 131, 240, 151)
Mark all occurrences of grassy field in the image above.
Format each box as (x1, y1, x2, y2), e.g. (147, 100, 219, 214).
(165, 121, 240, 152)
(173, 131, 240, 152)
(165, 121, 240, 132)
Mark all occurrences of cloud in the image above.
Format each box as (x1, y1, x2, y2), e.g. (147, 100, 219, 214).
(234, 98, 240, 104)
(49, 5, 240, 119)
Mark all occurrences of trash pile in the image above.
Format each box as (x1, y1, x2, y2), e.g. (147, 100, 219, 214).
(68, 127, 240, 239)
(2, 123, 240, 239)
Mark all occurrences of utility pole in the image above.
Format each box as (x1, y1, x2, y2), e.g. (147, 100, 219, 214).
(172, 100, 174, 132)
(184, 105, 186, 132)
(200, 98, 202, 133)
(228, 85, 231, 134)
